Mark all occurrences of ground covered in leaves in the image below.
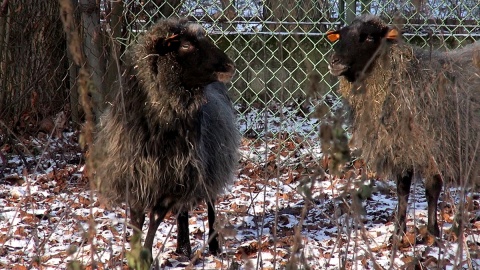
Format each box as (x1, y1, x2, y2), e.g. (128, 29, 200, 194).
(1, 103, 480, 269)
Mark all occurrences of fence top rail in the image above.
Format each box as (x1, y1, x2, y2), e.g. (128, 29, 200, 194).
(124, 16, 480, 37)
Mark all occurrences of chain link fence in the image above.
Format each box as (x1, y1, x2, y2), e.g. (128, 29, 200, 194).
(1, 0, 480, 268)
(1, 0, 479, 149)
(113, 0, 480, 175)
(0, 0, 479, 139)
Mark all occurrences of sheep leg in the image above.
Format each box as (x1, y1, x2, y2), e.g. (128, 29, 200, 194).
(396, 170, 413, 236)
(207, 200, 220, 255)
(143, 204, 170, 255)
(425, 174, 442, 236)
(176, 211, 192, 257)
(130, 208, 145, 241)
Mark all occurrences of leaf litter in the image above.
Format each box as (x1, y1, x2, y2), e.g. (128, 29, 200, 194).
(0, 102, 479, 269)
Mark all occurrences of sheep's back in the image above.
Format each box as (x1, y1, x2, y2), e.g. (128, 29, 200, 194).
(199, 82, 240, 201)
(339, 43, 480, 182)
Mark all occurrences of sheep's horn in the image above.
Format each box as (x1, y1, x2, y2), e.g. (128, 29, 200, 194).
(165, 34, 179, 41)
(165, 34, 179, 47)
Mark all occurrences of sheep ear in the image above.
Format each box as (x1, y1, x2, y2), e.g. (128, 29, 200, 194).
(326, 30, 340, 42)
(155, 34, 180, 55)
(386, 28, 399, 40)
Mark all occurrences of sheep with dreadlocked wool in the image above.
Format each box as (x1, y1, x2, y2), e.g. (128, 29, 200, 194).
(326, 14, 480, 240)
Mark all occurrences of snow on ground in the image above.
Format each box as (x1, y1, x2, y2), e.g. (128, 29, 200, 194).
(1, 103, 479, 269)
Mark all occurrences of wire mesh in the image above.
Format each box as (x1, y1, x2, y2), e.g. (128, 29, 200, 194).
(114, 0, 480, 145)
(107, 0, 480, 175)
(1, 0, 480, 269)
(2, 0, 479, 146)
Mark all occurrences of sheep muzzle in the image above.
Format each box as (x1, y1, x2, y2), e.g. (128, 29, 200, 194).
(328, 62, 348, 77)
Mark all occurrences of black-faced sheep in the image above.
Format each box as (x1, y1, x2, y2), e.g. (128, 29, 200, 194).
(326, 14, 480, 239)
(93, 17, 240, 259)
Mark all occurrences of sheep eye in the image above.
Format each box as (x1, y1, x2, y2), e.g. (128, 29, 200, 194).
(359, 34, 375, 43)
(181, 42, 192, 50)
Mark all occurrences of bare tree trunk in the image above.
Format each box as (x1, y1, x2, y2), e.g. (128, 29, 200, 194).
(153, 0, 181, 19)
(218, 0, 236, 19)
(0, 0, 9, 117)
(104, 0, 125, 103)
(128, 0, 181, 25)
(0, 0, 67, 131)
(213, 0, 236, 31)
(219, 0, 234, 12)
(66, 0, 80, 125)
(360, 0, 371, 14)
(338, 0, 345, 21)
(263, 0, 325, 32)
(263, 0, 292, 32)
(79, 0, 105, 119)
(345, 0, 356, 24)
(337, 0, 357, 23)
(124, 0, 182, 41)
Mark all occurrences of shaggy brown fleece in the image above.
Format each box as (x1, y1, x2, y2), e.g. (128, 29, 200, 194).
(339, 42, 480, 183)
(92, 18, 239, 213)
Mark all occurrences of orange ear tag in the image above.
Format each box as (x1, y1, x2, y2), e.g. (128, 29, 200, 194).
(326, 30, 340, 42)
(386, 28, 399, 40)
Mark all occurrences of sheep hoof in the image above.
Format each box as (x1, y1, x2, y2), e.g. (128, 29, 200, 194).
(208, 239, 221, 255)
(427, 226, 440, 237)
(174, 254, 191, 263)
(175, 246, 192, 259)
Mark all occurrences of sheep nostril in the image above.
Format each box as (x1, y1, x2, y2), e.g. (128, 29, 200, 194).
(330, 57, 340, 64)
